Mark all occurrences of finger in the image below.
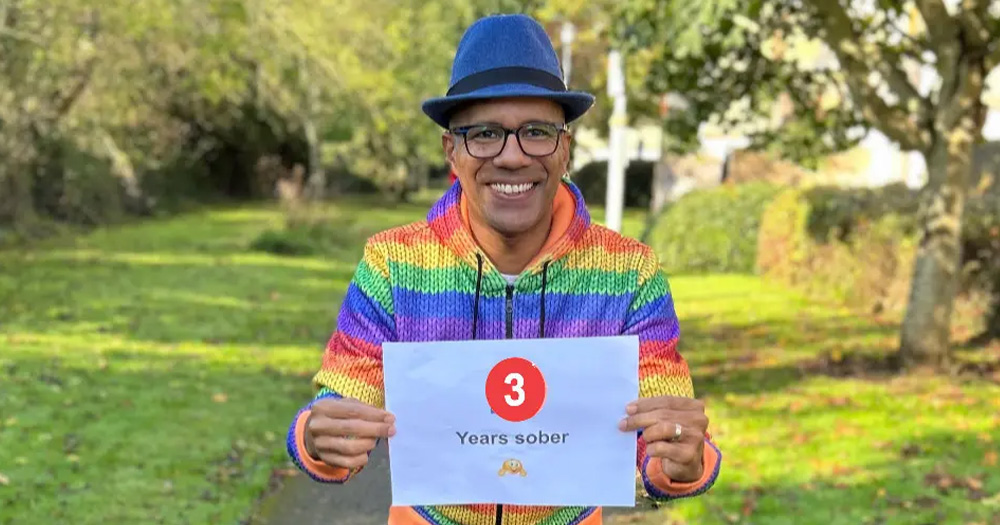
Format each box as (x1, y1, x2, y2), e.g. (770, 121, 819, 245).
(318, 451, 370, 470)
(309, 416, 396, 439)
(640, 421, 700, 444)
(313, 398, 395, 424)
(646, 440, 701, 466)
(314, 436, 378, 456)
(619, 408, 701, 432)
(618, 409, 673, 432)
(627, 396, 704, 414)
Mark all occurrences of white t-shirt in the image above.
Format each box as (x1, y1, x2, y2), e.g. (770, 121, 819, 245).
(501, 273, 518, 285)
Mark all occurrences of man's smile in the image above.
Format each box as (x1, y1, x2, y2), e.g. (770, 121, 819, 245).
(488, 181, 541, 200)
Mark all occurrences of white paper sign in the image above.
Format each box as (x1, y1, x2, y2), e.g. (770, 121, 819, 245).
(382, 335, 639, 507)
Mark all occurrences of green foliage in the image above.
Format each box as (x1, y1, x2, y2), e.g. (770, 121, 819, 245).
(758, 185, 1000, 333)
(758, 187, 918, 314)
(647, 182, 782, 273)
(797, 183, 920, 242)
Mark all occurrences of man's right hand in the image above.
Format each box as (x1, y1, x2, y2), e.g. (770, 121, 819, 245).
(304, 397, 396, 470)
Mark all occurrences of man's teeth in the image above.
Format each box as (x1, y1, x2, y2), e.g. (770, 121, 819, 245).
(491, 183, 534, 195)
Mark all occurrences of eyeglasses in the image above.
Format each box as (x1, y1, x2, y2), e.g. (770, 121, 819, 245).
(449, 122, 567, 159)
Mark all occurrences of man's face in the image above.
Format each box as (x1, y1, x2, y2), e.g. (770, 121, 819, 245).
(443, 98, 571, 237)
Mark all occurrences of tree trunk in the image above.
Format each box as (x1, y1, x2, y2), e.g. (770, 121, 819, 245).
(899, 125, 977, 370)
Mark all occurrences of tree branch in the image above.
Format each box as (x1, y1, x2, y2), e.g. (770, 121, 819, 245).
(914, 0, 959, 50)
(987, 40, 1000, 72)
(956, 0, 991, 50)
(804, 0, 931, 152)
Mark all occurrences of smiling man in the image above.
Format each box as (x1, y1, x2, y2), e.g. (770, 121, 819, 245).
(285, 13, 721, 525)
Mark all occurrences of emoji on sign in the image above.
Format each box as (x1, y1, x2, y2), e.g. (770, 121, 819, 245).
(498, 459, 526, 477)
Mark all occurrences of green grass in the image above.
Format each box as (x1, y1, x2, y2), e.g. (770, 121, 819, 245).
(610, 276, 1000, 525)
(2, 196, 998, 524)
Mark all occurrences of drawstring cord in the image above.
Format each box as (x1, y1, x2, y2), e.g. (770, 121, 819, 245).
(472, 253, 484, 340)
(539, 261, 550, 338)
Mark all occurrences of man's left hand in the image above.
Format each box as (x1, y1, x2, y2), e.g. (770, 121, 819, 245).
(619, 396, 709, 483)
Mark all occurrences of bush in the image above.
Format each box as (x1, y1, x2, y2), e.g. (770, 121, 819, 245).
(248, 203, 361, 257)
(758, 185, 1000, 334)
(647, 182, 783, 273)
(570, 160, 654, 209)
(797, 182, 920, 242)
(758, 188, 918, 314)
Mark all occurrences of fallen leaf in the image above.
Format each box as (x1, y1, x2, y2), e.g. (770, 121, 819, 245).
(212, 393, 228, 403)
(0, 473, 8, 485)
(924, 471, 957, 493)
(66, 454, 80, 463)
(877, 488, 887, 498)
(984, 451, 998, 467)
(900, 443, 923, 458)
(966, 477, 985, 491)
(832, 464, 855, 476)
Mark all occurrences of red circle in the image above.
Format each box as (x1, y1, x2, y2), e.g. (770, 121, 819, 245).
(485, 357, 546, 422)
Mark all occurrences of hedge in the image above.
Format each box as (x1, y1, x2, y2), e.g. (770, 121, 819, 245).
(757, 187, 918, 314)
(757, 184, 1000, 333)
(646, 182, 783, 274)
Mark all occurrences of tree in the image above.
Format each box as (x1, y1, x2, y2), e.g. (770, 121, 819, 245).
(615, 0, 1000, 370)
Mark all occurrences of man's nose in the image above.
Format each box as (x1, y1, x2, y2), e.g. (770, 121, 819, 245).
(491, 133, 533, 169)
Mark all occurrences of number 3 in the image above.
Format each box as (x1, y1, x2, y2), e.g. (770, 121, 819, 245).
(504, 372, 524, 407)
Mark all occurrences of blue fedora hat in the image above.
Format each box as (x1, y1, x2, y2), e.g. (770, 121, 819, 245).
(422, 14, 595, 129)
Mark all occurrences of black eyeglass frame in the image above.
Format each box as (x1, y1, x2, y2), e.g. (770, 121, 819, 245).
(448, 122, 568, 159)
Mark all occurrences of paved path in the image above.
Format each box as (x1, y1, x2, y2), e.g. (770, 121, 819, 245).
(251, 441, 652, 525)
(253, 441, 393, 525)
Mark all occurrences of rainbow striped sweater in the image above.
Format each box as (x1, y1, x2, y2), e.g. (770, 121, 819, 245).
(286, 179, 722, 524)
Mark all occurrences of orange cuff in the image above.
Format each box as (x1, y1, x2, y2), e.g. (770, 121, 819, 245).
(645, 440, 720, 495)
(293, 409, 352, 481)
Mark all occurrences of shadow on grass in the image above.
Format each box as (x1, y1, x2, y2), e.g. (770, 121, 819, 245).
(677, 315, 903, 397)
(609, 429, 1000, 525)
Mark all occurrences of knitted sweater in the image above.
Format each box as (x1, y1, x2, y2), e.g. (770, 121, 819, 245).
(286, 179, 722, 525)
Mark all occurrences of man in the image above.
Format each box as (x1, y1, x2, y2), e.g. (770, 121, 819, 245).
(285, 14, 721, 525)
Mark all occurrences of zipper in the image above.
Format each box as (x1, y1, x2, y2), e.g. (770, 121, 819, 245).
(504, 285, 514, 339)
(497, 284, 514, 525)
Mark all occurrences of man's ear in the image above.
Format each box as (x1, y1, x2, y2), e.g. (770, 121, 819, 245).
(560, 129, 573, 170)
(442, 132, 457, 167)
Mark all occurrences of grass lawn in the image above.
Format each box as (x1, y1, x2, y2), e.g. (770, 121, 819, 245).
(1, 195, 998, 524)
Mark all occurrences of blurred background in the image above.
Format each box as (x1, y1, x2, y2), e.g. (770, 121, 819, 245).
(1, 0, 999, 524)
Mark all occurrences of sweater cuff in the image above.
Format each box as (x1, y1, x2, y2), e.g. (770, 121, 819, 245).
(642, 439, 721, 499)
(288, 409, 352, 482)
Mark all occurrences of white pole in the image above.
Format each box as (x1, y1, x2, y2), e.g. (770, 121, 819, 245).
(561, 22, 575, 85)
(606, 49, 627, 233)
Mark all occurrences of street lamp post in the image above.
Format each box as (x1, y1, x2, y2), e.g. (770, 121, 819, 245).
(605, 49, 627, 233)
(561, 22, 575, 86)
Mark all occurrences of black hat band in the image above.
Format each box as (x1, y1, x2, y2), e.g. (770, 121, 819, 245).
(447, 66, 567, 96)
